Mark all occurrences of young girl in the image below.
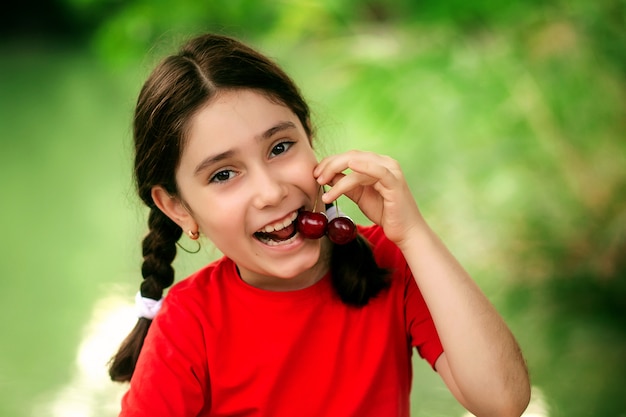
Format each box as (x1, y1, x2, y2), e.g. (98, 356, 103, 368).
(109, 33, 530, 416)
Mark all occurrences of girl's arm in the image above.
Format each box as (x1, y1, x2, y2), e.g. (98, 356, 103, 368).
(314, 151, 531, 417)
(397, 221, 530, 416)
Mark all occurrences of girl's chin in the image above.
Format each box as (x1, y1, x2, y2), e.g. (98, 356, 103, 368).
(243, 239, 326, 280)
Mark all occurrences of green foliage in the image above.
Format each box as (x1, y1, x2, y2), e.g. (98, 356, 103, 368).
(59, 0, 626, 74)
(0, 43, 142, 417)
(6, 0, 626, 415)
(270, 18, 626, 416)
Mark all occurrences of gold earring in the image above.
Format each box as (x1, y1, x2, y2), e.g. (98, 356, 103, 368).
(188, 230, 200, 240)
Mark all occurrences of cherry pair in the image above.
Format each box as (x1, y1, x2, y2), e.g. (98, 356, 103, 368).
(296, 207, 357, 245)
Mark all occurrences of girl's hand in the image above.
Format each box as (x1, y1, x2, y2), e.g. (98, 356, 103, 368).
(317, 152, 532, 416)
(314, 150, 426, 246)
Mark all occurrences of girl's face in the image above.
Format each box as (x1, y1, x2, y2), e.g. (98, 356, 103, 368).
(165, 90, 329, 290)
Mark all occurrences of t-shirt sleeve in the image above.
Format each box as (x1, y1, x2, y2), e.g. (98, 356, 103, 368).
(403, 264, 444, 369)
(120, 288, 209, 416)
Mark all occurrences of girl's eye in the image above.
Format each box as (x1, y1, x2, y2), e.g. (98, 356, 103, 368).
(269, 141, 294, 158)
(210, 169, 236, 183)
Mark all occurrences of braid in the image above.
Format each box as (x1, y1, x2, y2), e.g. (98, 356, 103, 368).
(140, 208, 181, 298)
(108, 207, 182, 382)
(330, 233, 390, 306)
(111, 32, 338, 382)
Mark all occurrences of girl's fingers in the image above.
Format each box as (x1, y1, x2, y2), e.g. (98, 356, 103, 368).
(321, 171, 373, 204)
(316, 151, 403, 201)
(347, 156, 403, 191)
(314, 150, 366, 183)
(315, 151, 399, 186)
(316, 151, 423, 242)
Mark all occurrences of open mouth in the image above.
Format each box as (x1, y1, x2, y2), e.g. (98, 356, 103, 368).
(254, 211, 299, 246)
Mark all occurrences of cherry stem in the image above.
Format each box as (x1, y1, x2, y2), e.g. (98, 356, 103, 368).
(312, 185, 322, 212)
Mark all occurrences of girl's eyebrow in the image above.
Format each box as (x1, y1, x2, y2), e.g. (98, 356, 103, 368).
(262, 121, 297, 139)
(193, 121, 298, 177)
(194, 150, 234, 176)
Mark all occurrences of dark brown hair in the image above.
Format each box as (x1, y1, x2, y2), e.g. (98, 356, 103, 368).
(109, 33, 388, 382)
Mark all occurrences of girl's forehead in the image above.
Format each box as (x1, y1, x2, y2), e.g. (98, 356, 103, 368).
(190, 90, 297, 137)
(179, 90, 305, 167)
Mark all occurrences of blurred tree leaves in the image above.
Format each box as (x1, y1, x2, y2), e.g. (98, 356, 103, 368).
(59, 0, 626, 74)
(51, 0, 626, 414)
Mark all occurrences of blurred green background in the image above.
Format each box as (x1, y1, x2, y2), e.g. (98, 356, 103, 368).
(1, 0, 624, 416)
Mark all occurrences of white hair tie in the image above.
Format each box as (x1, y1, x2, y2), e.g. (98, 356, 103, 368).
(135, 291, 163, 320)
(325, 205, 345, 220)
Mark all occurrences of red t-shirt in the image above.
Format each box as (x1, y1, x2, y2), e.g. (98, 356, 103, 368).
(120, 225, 443, 417)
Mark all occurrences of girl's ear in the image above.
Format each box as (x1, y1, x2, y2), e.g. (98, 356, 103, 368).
(151, 186, 195, 230)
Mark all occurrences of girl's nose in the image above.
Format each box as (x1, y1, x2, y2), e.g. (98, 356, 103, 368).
(251, 167, 288, 209)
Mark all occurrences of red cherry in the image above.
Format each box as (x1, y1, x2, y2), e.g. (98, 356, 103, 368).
(296, 210, 328, 239)
(327, 216, 357, 244)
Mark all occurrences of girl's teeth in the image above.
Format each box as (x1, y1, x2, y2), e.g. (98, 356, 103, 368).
(260, 212, 298, 233)
(258, 233, 298, 246)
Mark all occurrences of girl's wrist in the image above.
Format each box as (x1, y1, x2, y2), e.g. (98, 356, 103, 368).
(393, 217, 432, 253)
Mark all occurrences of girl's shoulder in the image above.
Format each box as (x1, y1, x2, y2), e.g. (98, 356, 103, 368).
(164, 256, 235, 301)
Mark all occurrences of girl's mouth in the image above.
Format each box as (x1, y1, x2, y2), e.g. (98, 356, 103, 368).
(254, 211, 299, 245)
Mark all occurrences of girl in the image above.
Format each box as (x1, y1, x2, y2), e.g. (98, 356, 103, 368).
(109, 33, 530, 416)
